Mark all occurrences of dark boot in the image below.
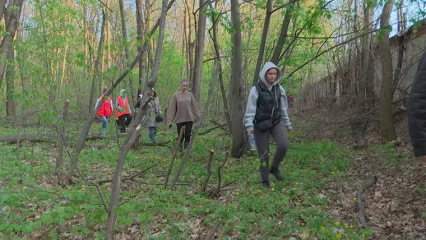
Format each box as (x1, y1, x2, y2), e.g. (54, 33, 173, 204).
(262, 180, 271, 189)
(183, 141, 189, 150)
(270, 167, 284, 181)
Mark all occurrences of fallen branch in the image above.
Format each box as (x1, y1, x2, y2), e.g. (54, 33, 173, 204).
(357, 175, 377, 228)
(85, 141, 170, 149)
(89, 164, 158, 185)
(0, 134, 105, 144)
(199, 124, 228, 135)
(205, 219, 222, 240)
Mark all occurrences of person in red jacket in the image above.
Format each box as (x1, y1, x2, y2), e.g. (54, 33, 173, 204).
(95, 88, 113, 136)
(115, 89, 132, 133)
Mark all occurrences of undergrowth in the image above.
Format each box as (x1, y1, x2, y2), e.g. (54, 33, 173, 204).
(0, 125, 370, 239)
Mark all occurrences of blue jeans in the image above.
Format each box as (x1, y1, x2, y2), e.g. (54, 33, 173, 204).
(101, 116, 108, 129)
(148, 127, 157, 143)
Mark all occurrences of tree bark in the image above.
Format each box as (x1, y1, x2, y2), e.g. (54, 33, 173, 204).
(208, 1, 231, 133)
(378, 0, 396, 142)
(0, 0, 23, 89)
(0, 0, 6, 22)
(56, 100, 69, 176)
(136, 0, 146, 91)
(270, 0, 296, 65)
(88, 10, 106, 114)
(192, 0, 207, 103)
(105, 0, 171, 237)
(119, 0, 136, 104)
(252, 0, 273, 86)
(230, 0, 245, 158)
(6, 44, 15, 118)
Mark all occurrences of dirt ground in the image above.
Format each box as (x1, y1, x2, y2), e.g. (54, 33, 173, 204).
(293, 106, 426, 239)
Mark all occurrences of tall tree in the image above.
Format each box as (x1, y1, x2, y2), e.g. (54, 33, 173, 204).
(119, 0, 136, 103)
(252, 0, 273, 86)
(6, 44, 15, 118)
(105, 0, 171, 237)
(136, 0, 146, 91)
(0, 0, 24, 88)
(208, 0, 231, 133)
(378, 0, 396, 142)
(88, 11, 106, 113)
(192, 0, 207, 103)
(270, 0, 297, 64)
(230, 0, 245, 158)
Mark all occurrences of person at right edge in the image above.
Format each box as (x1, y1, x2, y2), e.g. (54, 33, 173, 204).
(244, 62, 292, 189)
(167, 79, 201, 150)
(408, 50, 426, 164)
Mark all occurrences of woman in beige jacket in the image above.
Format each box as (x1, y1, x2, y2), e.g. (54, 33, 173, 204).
(167, 79, 200, 150)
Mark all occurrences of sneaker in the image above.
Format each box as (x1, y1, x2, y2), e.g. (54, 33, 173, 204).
(270, 167, 284, 181)
(262, 180, 271, 189)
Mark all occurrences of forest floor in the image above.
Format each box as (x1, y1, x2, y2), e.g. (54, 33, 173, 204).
(293, 106, 426, 240)
(0, 109, 425, 239)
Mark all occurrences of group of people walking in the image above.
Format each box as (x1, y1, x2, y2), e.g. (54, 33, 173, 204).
(95, 62, 293, 189)
(94, 79, 200, 150)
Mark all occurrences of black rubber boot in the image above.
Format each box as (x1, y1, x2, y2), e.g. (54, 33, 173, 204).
(270, 167, 284, 181)
(262, 180, 271, 189)
(183, 141, 189, 150)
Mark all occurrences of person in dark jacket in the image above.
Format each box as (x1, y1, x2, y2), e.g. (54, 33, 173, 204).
(244, 62, 292, 189)
(408, 51, 426, 163)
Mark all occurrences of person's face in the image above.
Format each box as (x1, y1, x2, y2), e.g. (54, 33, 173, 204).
(149, 91, 155, 98)
(180, 81, 189, 92)
(265, 68, 278, 85)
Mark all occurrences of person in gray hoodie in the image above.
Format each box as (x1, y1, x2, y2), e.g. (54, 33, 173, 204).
(244, 62, 292, 189)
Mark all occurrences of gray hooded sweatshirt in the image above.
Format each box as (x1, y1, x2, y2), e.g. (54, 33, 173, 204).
(244, 62, 292, 131)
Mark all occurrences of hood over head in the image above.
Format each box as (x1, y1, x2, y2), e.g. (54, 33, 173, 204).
(119, 89, 127, 96)
(259, 62, 282, 86)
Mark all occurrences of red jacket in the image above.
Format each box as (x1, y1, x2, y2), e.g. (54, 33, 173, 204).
(97, 96, 113, 118)
(115, 96, 130, 118)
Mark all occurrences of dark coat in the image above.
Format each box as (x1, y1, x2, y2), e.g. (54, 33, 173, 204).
(408, 51, 426, 157)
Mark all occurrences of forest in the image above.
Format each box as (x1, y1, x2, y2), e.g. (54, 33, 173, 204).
(0, 0, 425, 239)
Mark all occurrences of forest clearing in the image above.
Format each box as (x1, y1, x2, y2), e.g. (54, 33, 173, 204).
(0, 0, 425, 239)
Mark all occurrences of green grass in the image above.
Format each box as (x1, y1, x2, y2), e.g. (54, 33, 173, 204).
(0, 125, 369, 239)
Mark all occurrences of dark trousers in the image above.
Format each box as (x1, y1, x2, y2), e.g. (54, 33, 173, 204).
(117, 114, 132, 133)
(254, 123, 289, 181)
(177, 121, 193, 148)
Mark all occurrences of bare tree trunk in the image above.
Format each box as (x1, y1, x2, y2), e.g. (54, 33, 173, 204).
(184, 0, 193, 79)
(378, 0, 396, 142)
(270, 0, 296, 64)
(56, 100, 69, 177)
(105, 0, 171, 237)
(192, 0, 207, 103)
(6, 44, 15, 118)
(0, 0, 6, 22)
(0, 0, 23, 88)
(119, 0, 136, 104)
(252, 0, 272, 86)
(208, 1, 231, 133)
(136, 0, 146, 90)
(230, 0, 245, 158)
(89, 11, 106, 113)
